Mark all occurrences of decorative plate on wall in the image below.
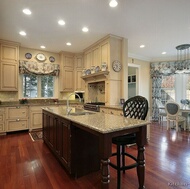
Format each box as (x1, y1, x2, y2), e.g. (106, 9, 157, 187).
(49, 56, 55, 63)
(36, 53, 46, 62)
(25, 53, 32, 59)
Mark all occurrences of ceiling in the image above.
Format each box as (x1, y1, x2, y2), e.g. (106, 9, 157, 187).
(0, 0, 190, 62)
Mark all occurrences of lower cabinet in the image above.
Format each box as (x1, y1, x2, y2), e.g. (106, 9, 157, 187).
(43, 110, 100, 177)
(29, 106, 43, 130)
(43, 110, 72, 173)
(6, 106, 28, 132)
(0, 108, 5, 133)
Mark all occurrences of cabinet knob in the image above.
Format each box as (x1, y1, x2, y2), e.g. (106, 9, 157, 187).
(16, 106, 20, 109)
(16, 119, 20, 121)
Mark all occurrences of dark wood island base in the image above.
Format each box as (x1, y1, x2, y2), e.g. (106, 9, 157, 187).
(42, 108, 148, 189)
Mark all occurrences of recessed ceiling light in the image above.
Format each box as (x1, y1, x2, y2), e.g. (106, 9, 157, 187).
(19, 31, 26, 36)
(66, 42, 71, 46)
(109, 0, 118, 7)
(82, 27, 89, 32)
(23, 9, 31, 15)
(58, 20, 65, 25)
(162, 52, 167, 54)
(40, 46, 46, 49)
(140, 45, 145, 48)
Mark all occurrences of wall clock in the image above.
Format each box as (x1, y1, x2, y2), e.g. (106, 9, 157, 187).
(36, 53, 46, 62)
(112, 60, 122, 72)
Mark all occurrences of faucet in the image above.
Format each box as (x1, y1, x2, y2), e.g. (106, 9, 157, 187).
(66, 92, 81, 115)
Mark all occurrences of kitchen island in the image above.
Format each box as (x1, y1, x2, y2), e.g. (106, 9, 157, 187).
(42, 106, 149, 189)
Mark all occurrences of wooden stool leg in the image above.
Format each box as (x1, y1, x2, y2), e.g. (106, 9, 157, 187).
(122, 145, 125, 173)
(117, 144, 121, 189)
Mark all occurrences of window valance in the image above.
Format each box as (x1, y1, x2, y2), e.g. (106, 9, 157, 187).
(150, 60, 190, 78)
(19, 60, 60, 76)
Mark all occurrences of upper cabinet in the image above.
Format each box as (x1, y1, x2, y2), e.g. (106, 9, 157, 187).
(74, 54, 85, 91)
(0, 43, 18, 63)
(59, 52, 75, 92)
(0, 40, 19, 91)
(84, 39, 109, 69)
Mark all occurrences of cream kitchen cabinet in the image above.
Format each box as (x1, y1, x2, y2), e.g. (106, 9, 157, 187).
(0, 40, 19, 91)
(0, 108, 5, 134)
(83, 37, 109, 69)
(6, 106, 28, 132)
(29, 106, 43, 130)
(60, 52, 75, 92)
(74, 54, 85, 91)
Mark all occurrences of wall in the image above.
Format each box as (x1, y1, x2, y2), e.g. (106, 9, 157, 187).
(128, 58, 150, 103)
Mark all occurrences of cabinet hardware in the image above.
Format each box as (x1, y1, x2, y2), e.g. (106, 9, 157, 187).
(16, 119, 20, 121)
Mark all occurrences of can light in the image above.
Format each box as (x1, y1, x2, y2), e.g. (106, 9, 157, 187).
(109, 0, 118, 7)
(23, 9, 31, 15)
(66, 42, 71, 46)
(82, 27, 89, 32)
(40, 46, 46, 49)
(58, 20, 65, 26)
(19, 31, 26, 36)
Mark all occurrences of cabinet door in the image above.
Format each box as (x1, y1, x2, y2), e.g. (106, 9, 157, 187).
(64, 55, 74, 69)
(63, 69, 74, 91)
(60, 118, 71, 170)
(84, 51, 92, 69)
(0, 62, 18, 91)
(100, 41, 109, 65)
(0, 44, 18, 63)
(92, 46, 100, 66)
(75, 70, 85, 91)
(29, 106, 42, 130)
(75, 56, 83, 69)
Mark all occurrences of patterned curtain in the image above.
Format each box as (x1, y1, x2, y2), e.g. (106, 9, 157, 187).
(19, 60, 60, 76)
(150, 60, 190, 121)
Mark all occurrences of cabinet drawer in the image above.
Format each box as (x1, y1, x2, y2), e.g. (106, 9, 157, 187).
(6, 106, 28, 119)
(6, 119, 28, 131)
(0, 123, 5, 132)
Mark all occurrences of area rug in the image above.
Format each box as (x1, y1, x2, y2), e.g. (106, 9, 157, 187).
(29, 130, 43, 141)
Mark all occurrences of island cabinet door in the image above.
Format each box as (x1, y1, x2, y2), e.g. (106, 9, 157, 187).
(43, 111, 49, 141)
(60, 118, 71, 173)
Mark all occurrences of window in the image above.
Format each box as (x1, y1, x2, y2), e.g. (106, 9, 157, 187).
(22, 74, 54, 98)
(161, 75, 175, 105)
(161, 74, 190, 105)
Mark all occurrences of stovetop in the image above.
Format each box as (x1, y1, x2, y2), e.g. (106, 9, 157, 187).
(85, 102, 105, 105)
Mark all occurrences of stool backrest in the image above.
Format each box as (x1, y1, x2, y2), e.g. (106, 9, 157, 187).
(123, 95, 148, 120)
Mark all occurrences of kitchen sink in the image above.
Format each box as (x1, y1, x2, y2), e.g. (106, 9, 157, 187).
(69, 112, 95, 116)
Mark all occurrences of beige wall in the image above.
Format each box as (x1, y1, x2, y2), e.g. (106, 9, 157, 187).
(19, 47, 60, 64)
(128, 58, 150, 103)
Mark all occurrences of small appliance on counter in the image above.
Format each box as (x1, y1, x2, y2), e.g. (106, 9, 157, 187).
(84, 102, 105, 112)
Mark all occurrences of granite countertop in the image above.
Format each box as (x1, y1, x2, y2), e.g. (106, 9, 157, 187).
(42, 106, 149, 134)
(101, 105, 123, 110)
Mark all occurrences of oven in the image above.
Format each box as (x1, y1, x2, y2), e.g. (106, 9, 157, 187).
(84, 102, 105, 112)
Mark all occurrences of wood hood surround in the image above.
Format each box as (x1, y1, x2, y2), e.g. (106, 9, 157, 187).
(82, 34, 127, 106)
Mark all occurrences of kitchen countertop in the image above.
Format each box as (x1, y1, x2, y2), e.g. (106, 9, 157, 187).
(42, 106, 149, 134)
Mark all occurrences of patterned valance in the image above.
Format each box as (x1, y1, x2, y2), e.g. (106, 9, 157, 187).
(19, 60, 60, 76)
(150, 59, 190, 78)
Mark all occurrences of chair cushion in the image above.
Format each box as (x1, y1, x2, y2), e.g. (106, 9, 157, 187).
(112, 133, 136, 145)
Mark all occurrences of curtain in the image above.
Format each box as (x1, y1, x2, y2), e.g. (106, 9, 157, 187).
(150, 60, 190, 121)
(19, 60, 60, 76)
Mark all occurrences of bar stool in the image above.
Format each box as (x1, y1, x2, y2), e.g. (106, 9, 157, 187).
(109, 95, 148, 189)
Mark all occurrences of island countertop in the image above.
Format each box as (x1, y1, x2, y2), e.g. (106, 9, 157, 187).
(42, 106, 150, 134)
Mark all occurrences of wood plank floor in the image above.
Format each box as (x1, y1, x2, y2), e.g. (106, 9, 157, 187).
(0, 122, 190, 189)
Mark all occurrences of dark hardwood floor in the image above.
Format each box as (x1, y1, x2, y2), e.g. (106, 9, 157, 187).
(0, 122, 190, 189)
